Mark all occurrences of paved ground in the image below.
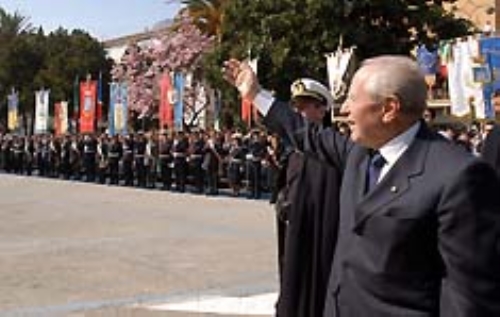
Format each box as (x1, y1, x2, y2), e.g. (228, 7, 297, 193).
(0, 174, 278, 316)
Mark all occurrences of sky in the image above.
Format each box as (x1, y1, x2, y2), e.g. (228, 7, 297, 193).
(0, 0, 183, 40)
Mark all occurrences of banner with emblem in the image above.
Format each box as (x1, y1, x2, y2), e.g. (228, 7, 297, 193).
(109, 82, 128, 136)
(173, 72, 184, 131)
(159, 72, 174, 130)
(79, 80, 97, 133)
(479, 36, 500, 118)
(54, 101, 69, 136)
(326, 47, 354, 106)
(34, 89, 50, 134)
(7, 89, 19, 132)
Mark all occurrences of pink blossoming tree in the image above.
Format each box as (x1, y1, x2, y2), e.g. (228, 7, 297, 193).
(111, 12, 214, 129)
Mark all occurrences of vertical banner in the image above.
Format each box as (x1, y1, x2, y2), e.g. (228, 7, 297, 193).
(34, 89, 50, 134)
(241, 98, 252, 128)
(480, 37, 500, 119)
(326, 48, 354, 104)
(72, 75, 79, 132)
(173, 72, 184, 131)
(97, 71, 103, 124)
(109, 82, 128, 135)
(214, 89, 221, 131)
(108, 82, 117, 136)
(54, 101, 69, 136)
(159, 72, 174, 130)
(248, 58, 259, 123)
(7, 89, 19, 132)
(79, 80, 97, 133)
(447, 39, 484, 118)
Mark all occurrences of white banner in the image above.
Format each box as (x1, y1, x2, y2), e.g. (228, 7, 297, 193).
(326, 47, 354, 104)
(34, 89, 50, 134)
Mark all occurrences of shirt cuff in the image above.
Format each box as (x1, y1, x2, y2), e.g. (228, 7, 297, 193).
(253, 89, 275, 116)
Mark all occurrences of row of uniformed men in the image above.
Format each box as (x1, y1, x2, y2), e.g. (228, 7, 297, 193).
(0, 129, 282, 197)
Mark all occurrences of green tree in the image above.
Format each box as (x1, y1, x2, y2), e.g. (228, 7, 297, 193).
(202, 0, 473, 124)
(0, 7, 112, 131)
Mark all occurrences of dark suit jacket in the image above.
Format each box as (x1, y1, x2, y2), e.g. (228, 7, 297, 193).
(264, 100, 500, 317)
(481, 124, 500, 177)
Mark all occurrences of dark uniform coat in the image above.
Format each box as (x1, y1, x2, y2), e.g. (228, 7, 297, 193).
(264, 105, 349, 317)
(481, 124, 500, 176)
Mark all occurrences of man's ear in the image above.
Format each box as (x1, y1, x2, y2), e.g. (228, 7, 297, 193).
(381, 95, 400, 123)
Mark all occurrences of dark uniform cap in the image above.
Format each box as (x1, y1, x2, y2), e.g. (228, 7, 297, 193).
(291, 78, 334, 110)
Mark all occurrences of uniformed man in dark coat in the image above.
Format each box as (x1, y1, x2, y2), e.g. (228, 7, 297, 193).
(227, 133, 246, 196)
(83, 134, 97, 182)
(172, 131, 189, 192)
(60, 134, 72, 179)
(246, 130, 267, 199)
(96, 134, 109, 184)
(145, 133, 159, 189)
(122, 134, 135, 186)
(108, 135, 123, 185)
(189, 130, 206, 194)
(267, 78, 341, 317)
(134, 132, 147, 188)
(25, 135, 35, 176)
(158, 132, 173, 190)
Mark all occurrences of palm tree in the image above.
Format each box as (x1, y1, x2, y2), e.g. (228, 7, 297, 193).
(0, 7, 33, 38)
(181, 0, 227, 39)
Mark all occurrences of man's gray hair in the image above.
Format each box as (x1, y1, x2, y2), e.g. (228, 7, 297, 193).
(362, 55, 427, 116)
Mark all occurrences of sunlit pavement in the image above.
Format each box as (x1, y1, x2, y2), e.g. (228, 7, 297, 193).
(0, 174, 278, 316)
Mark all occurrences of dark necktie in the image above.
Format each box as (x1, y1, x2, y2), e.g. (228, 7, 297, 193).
(366, 151, 386, 193)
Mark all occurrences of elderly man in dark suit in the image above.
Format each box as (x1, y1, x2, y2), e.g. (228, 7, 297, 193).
(223, 55, 500, 317)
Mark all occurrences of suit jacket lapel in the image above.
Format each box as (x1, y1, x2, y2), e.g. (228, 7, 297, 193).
(353, 124, 432, 231)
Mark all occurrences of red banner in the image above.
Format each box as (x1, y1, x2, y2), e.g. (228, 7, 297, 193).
(79, 81, 97, 133)
(159, 73, 174, 130)
(241, 97, 252, 127)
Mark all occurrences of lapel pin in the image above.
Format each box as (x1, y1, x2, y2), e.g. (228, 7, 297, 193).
(390, 186, 398, 193)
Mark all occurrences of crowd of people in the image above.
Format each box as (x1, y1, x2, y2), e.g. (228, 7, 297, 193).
(0, 128, 290, 198)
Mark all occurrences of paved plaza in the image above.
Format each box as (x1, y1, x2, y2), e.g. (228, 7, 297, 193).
(0, 175, 278, 316)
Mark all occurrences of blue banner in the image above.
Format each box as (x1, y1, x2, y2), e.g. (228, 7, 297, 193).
(480, 37, 500, 118)
(174, 72, 184, 131)
(109, 82, 128, 135)
(416, 44, 439, 75)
